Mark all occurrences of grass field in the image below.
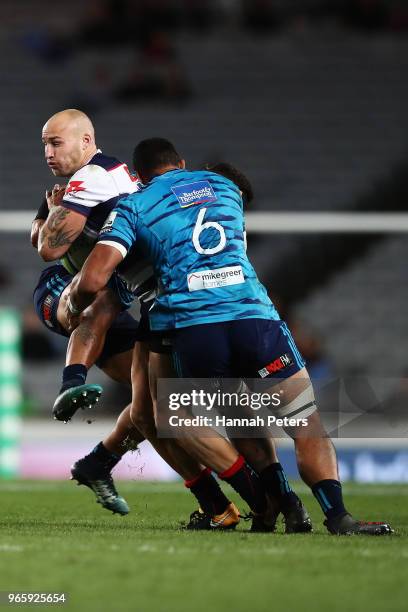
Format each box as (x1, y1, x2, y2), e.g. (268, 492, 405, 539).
(0, 481, 407, 612)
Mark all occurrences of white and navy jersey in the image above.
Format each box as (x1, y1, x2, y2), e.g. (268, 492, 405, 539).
(60, 151, 141, 275)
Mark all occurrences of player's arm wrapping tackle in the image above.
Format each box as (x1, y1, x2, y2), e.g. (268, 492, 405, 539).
(66, 243, 124, 329)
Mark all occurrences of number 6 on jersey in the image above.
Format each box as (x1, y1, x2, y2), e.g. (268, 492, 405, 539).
(192, 207, 226, 255)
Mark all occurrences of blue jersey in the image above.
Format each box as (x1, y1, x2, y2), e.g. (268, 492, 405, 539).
(98, 168, 279, 330)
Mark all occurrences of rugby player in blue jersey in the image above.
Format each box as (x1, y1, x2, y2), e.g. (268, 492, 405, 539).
(69, 138, 393, 535)
(33, 113, 309, 530)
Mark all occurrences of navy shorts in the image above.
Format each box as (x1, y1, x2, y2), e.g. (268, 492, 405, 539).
(170, 319, 305, 382)
(33, 264, 140, 367)
(33, 265, 72, 337)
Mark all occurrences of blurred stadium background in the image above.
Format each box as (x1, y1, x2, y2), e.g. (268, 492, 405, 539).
(1, 0, 407, 482)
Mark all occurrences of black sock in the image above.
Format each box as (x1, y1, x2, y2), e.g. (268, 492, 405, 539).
(89, 442, 122, 472)
(219, 455, 267, 515)
(260, 462, 298, 510)
(312, 479, 347, 521)
(185, 468, 230, 515)
(60, 364, 88, 393)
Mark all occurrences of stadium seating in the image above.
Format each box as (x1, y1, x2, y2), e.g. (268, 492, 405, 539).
(1, 2, 407, 381)
(294, 235, 408, 375)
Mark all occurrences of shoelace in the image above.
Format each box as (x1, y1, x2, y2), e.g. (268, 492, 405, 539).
(91, 477, 118, 502)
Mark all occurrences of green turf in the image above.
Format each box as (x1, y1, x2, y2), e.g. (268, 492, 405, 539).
(0, 481, 407, 612)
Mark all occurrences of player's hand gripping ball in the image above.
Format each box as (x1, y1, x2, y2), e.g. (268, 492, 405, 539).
(46, 183, 66, 209)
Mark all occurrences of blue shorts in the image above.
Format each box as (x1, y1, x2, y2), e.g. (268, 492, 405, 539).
(170, 319, 305, 382)
(33, 264, 140, 367)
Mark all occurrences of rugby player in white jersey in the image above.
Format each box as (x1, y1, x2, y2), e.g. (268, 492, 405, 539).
(33, 110, 222, 519)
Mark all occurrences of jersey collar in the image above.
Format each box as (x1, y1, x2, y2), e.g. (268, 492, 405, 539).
(87, 149, 102, 165)
(149, 168, 184, 183)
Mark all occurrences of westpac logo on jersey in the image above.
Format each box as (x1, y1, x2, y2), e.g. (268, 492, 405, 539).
(172, 181, 217, 208)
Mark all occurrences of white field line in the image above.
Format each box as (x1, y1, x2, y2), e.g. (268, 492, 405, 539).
(0, 544, 24, 552)
(132, 544, 408, 557)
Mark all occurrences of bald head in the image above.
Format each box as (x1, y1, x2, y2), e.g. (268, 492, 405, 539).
(42, 109, 97, 177)
(44, 109, 95, 140)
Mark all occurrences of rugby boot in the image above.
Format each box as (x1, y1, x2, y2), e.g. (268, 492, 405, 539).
(52, 383, 102, 422)
(71, 458, 129, 516)
(325, 512, 393, 535)
(283, 497, 313, 534)
(251, 494, 313, 533)
(186, 502, 240, 530)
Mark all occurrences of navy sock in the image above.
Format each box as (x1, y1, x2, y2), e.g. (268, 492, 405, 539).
(89, 442, 122, 472)
(260, 463, 298, 510)
(185, 468, 230, 515)
(60, 364, 88, 393)
(312, 479, 347, 520)
(219, 455, 267, 515)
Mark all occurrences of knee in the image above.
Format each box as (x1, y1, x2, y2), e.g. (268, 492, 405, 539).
(283, 411, 328, 444)
(80, 289, 119, 328)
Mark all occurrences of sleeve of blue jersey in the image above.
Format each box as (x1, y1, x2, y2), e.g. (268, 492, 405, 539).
(97, 194, 138, 257)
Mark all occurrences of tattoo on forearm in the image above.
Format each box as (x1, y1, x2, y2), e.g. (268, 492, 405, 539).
(47, 229, 81, 248)
(48, 207, 71, 230)
(42, 206, 80, 249)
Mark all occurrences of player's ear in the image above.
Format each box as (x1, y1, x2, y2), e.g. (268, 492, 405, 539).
(82, 133, 92, 150)
(179, 159, 186, 170)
